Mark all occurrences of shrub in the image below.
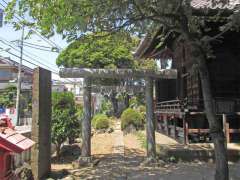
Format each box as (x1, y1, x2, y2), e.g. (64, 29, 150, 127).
(92, 114, 110, 130)
(121, 108, 144, 130)
(138, 105, 146, 113)
(137, 105, 146, 122)
(99, 99, 113, 116)
(52, 92, 80, 157)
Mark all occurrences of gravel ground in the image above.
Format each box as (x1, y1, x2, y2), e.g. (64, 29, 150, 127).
(51, 123, 240, 180)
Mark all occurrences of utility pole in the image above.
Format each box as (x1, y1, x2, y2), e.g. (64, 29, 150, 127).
(16, 25, 25, 126)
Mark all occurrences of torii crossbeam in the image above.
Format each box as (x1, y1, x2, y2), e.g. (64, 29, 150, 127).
(60, 68, 177, 79)
(60, 68, 177, 163)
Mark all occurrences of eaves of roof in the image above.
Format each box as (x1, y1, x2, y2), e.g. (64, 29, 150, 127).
(191, 0, 240, 10)
(0, 57, 34, 74)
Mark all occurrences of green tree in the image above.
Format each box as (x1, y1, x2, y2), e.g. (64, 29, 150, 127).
(57, 32, 136, 69)
(0, 85, 16, 108)
(52, 92, 80, 157)
(56, 32, 137, 117)
(6, 0, 239, 179)
(0, 85, 32, 119)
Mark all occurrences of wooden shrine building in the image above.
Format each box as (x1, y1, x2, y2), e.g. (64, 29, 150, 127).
(135, 0, 240, 144)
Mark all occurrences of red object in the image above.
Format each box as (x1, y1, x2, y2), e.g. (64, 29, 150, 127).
(0, 115, 14, 129)
(0, 150, 16, 180)
(0, 115, 35, 180)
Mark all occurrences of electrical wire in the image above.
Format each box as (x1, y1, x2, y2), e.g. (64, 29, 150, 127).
(10, 40, 59, 67)
(0, 1, 77, 83)
(23, 41, 56, 50)
(20, 43, 58, 52)
(1, 48, 78, 84)
(0, 0, 63, 51)
(0, 42, 76, 84)
(0, 37, 59, 72)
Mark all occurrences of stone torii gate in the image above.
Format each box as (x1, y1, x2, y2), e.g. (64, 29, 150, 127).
(60, 68, 177, 162)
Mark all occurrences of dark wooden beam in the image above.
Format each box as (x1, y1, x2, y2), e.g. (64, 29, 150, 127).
(223, 114, 230, 143)
(60, 68, 177, 79)
(183, 114, 189, 145)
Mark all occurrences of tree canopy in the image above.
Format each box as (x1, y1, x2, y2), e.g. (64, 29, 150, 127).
(6, 0, 239, 43)
(56, 32, 137, 68)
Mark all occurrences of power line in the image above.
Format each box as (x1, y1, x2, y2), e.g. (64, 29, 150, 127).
(11, 40, 59, 52)
(23, 48, 58, 67)
(0, 37, 58, 70)
(23, 41, 57, 50)
(2, 49, 40, 67)
(10, 40, 59, 67)
(21, 43, 58, 52)
(30, 29, 63, 51)
(0, 50, 79, 84)
(0, 0, 63, 51)
(0, 37, 59, 73)
(0, 1, 75, 83)
(0, 41, 76, 83)
(1, 49, 77, 84)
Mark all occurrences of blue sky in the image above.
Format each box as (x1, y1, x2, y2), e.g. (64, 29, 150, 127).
(0, 0, 69, 81)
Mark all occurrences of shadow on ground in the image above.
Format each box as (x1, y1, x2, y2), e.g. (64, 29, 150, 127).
(48, 139, 240, 180)
(68, 148, 172, 180)
(49, 144, 81, 179)
(51, 144, 81, 164)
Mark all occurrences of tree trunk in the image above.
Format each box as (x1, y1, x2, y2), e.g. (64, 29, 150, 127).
(69, 136, 75, 144)
(124, 93, 130, 109)
(56, 143, 61, 159)
(110, 89, 119, 117)
(81, 77, 92, 157)
(191, 43, 229, 180)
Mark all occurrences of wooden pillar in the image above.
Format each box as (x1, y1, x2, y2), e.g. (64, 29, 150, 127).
(183, 114, 189, 145)
(163, 115, 170, 135)
(145, 77, 156, 159)
(223, 114, 230, 143)
(31, 67, 51, 180)
(81, 77, 92, 158)
(173, 118, 177, 138)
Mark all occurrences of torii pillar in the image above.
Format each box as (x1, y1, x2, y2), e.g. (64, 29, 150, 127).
(145, 77, 156, 159)
(79, 77, 92, 163)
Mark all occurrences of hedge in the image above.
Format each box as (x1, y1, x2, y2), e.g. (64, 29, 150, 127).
(121, 108, 144, 130)
(92, 114, 110, 130)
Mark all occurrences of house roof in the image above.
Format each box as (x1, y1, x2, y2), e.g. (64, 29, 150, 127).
(0, 57, 33, 75)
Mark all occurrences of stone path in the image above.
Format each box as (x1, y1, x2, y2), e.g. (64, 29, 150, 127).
(112, 121, 124, 154)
